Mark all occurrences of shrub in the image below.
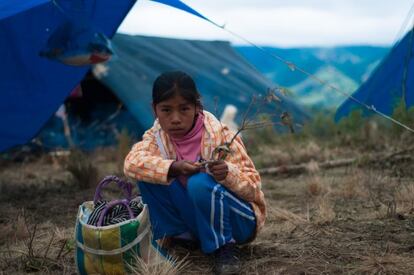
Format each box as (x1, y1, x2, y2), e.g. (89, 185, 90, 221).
(301, 112, 337, 140)
(391, 99, 414, 137)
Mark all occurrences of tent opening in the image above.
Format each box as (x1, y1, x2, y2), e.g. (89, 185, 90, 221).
(36, 71, 142, 150)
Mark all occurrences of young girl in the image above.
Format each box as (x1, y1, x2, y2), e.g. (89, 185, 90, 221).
(124, 71, 266, 274)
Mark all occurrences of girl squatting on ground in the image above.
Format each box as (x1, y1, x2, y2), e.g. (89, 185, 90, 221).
(124, 71, 266, 275)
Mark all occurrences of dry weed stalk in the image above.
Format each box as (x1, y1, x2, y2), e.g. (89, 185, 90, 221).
(206, 93, 292, 163)
(395, 183, 414, 212)
(0, 211, 30, 245)
(306, 174, 331, 198)
(306, 176, 324, 198)
(342, 180, 359, 200)
(313, 196, 336, 225)
(15, 213, 30, 241)
(66, 149, 98, 189)
(303, 172, 335, 225)
(0, 212, 75, 273)
(0, 223, 13, 245)
(362, 170, 405, 218)
(339, 169, 366, 200)
(126, 238, 191, 275)
(129, 254, 190, 275)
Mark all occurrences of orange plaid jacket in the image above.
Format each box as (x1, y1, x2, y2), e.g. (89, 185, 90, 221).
(124, 111, 266, 234)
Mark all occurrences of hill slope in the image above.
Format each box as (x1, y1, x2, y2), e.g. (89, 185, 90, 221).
(236, 46, 389, 109)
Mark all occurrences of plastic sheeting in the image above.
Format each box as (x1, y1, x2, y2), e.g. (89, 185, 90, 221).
(336, 30, 414, 120)
(0, 0, 136, 152)
(151, 0, 215, 25)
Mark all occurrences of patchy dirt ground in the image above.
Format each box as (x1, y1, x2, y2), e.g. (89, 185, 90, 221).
(1, 146, 414, 274)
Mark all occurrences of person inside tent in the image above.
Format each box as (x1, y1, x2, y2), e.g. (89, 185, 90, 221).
(124, 71, 266, 275)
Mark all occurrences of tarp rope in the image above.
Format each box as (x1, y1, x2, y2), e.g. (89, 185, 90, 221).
(149, 0, 414, 133)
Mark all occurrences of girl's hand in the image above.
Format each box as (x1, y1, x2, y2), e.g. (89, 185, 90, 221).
(207, 160, 228, 181)
(169, 160, 201, 177)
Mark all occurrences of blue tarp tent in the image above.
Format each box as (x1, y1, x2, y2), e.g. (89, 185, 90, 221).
(0, 0, 136, 152)
(0, 0, 226, 152)
(336, 29, 414, 120)
(0, 0, 306, 152)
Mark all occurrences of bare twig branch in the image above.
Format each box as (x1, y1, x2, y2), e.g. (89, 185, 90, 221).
(212, 95, 285, 161)
(25, 222, 37, 258)
(241, 95, 257, 128)
(42, 230, 55, 266)
(55, 240, 67, 261)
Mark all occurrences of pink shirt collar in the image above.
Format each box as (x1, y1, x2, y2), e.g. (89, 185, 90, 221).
(170, 112, 205, 162)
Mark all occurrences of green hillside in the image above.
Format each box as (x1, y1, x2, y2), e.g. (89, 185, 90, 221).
(291, 65, 359, 109)
(235, 46, 389, 109)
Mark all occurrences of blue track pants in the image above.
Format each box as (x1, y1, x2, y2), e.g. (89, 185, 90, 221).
(138, 172, 256, 253)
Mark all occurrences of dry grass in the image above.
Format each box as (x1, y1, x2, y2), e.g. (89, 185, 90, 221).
(0, 217, 75, 274)
(129, 254, 191, 275)
(270, 206, 308, 225)
(313, 196, 336, 225)
(0, 211, 31, 246)
(302, 173, 336, 225)
(47, 150, 71, 170)
(305, 159, 320, 174)
(395, 182, 414, 213)
(65, 149, 98, 189)
(117, 128, 134, 173)
(351, 253, 414, 275)
(251, 147, 291, 168)
(296, 141, 322, 163)
(306, 176, 326, 197)
(1, 132, 414, 274)
(338, 169, 366, 199)
(357, 170, 413, 219)
(252, 139, 337, 169)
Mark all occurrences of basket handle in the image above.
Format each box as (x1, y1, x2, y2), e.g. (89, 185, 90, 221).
(97, 199, 135, 227)
(94, 175, 132, 204)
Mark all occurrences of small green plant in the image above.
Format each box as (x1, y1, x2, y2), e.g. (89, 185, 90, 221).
(301, 111, 337, 140)
(243, 113, 278, 155)
(391, 99, 414, 137)
(337, 109, 364, 135)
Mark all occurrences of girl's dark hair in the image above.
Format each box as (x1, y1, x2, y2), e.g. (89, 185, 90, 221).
(152, 71, 202, 108)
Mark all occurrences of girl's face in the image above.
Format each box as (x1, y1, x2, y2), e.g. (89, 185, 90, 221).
(153, 94, 199, 138)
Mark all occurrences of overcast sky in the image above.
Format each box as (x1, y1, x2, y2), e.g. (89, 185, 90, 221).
(119, 0, 414, 47)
